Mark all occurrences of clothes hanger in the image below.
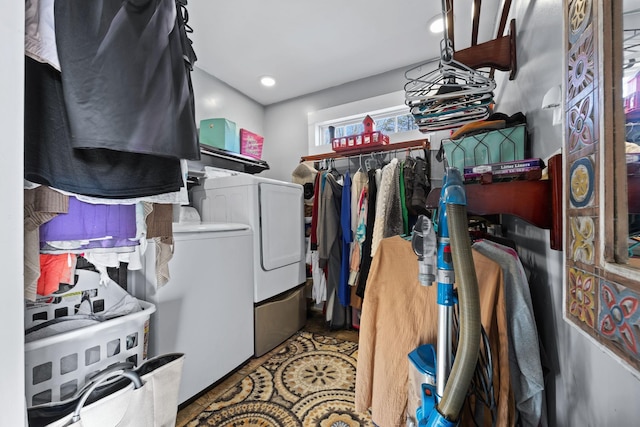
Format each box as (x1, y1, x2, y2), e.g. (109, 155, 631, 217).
(405, 40, 496, 104)
(365, 152, 380, 171)
(405, 64, 495, 102)
(468, 216, 518, 252)
(404, 2, 497, 133)
(410, 92, 494, 115)
(328, 158, 342, 180)
(356, 153, 364, 173)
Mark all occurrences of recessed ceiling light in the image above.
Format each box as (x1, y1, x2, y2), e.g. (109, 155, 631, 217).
(429, 17, 445, 34)
(260, 76, 276, 87)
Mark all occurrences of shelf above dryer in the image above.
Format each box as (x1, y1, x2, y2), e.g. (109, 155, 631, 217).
(188, 145, 270, 175)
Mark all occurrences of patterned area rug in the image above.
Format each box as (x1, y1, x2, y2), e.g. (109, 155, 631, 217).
(186, 331, 373, 426)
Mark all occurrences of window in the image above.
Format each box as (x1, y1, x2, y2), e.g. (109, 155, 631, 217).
(307, 90, 425, 156)
(317, 109, 419, 146)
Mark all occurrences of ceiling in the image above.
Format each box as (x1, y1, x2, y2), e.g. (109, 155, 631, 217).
(186, 0, 503, 106)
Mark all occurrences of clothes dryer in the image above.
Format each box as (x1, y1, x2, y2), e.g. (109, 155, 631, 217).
(191, 173, 306, 356)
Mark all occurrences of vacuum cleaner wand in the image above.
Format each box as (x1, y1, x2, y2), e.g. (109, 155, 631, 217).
(414, 167, 482, 426)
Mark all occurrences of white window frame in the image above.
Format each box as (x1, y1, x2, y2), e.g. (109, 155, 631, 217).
(307, 90, 425, 155)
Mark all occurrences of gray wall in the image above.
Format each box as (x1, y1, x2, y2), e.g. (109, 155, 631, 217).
(191, 67, 265, 137)
(496, 1, 640, 426)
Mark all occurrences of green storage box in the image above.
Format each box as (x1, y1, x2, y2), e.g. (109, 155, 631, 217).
(199, 118, 239, 153)
(442, 124, 528, 170)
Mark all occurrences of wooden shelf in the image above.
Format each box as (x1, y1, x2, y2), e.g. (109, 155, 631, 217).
(300, 139, 430, 162)
(426, 154, 563, 250)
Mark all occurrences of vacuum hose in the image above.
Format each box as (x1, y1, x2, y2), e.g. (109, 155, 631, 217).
(437, 203, 481, 420)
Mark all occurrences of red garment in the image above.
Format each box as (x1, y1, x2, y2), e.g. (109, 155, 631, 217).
(310, 172, 322, 249)
(37, 253, 77, 296)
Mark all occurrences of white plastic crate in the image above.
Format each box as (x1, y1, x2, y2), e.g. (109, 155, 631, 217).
(24, 269, 156, 408)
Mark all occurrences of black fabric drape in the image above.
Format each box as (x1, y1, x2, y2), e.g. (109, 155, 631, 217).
(54, 0, 200, 160)
(24, 57, 184, 199)
(356, 169, 378, 298)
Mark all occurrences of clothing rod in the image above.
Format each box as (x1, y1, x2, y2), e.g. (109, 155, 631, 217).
(300, 138, 430, 162)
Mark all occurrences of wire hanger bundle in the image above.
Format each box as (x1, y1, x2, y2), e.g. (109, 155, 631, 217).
(404, 1, 496, 132)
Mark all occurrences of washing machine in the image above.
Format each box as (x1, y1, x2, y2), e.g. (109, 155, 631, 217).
(128, 222, 254, 404)
(191, 173, 306, 356)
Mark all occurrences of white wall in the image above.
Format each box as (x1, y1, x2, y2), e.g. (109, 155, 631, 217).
(191, 66, 265, 138)
(0, 2, 26, 426)
(497, 1, 640, 426)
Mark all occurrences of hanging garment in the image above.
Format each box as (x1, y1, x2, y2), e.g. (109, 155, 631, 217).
(39, 158, 190, 206)
(310, 172, 322, 251)
(349, 187, 368, 288)
(399, 162, 409, 235)
(350, 169, 369, 241)
(339, 171, 352, 307)
(24, 186, 69, 301)
(349, 169, 369, 291)
(37, 253, 77, 296)
(410, 156, 431, 216)
(24, 56, 185, 199)
(53, 0, 200, 160)
(39, 196, 140, 284)
(473, 240, 545, 427)
(355, 236, 514, 427)
(310, 245, 327, 304)
(147, 203, 175, 289)
(349, 187, 368, 313)
(403, 156, 417, 215)
(382, 159, 403, 239)
(309, 172, 327, 302)
(25, 0, 59, 70)
(320, 173, 348, 329)
(317, 172, 336, 269)
(39, 197, 137, 245)
(371, 158, 400, 257)
(145, 203, 174, 240)
(356, 169, 378, 299)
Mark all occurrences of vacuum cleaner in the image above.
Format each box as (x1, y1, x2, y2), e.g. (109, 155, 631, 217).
(409, 167, 482, 427)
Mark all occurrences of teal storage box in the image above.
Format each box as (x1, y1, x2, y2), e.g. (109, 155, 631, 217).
(199, 118, 239, 153)
(442, 124, 528, 170)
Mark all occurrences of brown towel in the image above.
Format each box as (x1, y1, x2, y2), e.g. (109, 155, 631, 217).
(145, 203, 174, 239)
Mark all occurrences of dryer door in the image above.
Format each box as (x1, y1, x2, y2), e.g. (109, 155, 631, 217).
(259, 182, 303, 271)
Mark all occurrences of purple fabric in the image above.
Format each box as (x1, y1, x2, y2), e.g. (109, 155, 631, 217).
(40, 197, 137, 243)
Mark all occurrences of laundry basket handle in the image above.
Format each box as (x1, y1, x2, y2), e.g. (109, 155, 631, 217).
(68, 369, 142, 424)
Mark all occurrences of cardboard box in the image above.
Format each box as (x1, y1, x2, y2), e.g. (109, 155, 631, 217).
(199, 118, 239, 153)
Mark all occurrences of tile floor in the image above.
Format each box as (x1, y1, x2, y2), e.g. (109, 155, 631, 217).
(174, 306, 359, 426)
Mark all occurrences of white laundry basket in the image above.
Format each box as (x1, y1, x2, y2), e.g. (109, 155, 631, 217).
(24, 269, 156, 408)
